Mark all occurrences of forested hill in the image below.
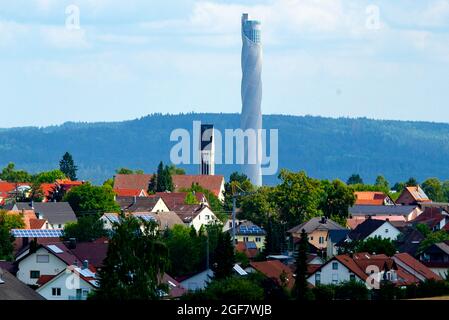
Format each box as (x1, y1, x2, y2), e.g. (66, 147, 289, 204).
(1, 113, 449, 185)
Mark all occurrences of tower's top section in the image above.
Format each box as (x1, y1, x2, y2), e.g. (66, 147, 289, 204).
(242, 13, 261, 44)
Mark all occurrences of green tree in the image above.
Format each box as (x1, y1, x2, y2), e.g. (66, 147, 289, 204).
(181, 183, 224, 218)
(63, 215, 107, 242)
(163, 224, 203, 276)
(405, 177, 418, 187)
(212, 232, 235, 280)
(374, 175, 389, 191)
(392, 182, 406, 192)
(419, 230, 449, 253)
(63, 183, 120, 217)
(320, 179, 355, 224)
(149, 161, 173, 193)
(184, 192, 199, 205)
(294, 229, 310, 300)
(167, 164, 185, 175)
(93, 215, 169, 300)
(422, 178, 445, 202)
(355, 236, 397, 256)
(263, 216, 285, 256)
(442, 180, 449, 202)
(239, 186, 276, 226)
(347, 174, 363, 185)
(182, 276, 264, 300)
(0, 210, 24, 260)
(115, 168, 144, 175)
(59, 152, 78, 181)
(334, 280, 369, 300)
(223, 172, 254, 211)
(0, 163, 32, 182)
(275, 170, 322, 227)
(33, 170, 66, 184)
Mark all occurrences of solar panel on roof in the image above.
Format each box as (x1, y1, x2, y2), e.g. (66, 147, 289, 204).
(246, 242, 257, 249)
(134, 214, 156, 222)
(47, 244, 63, 253)
(11, 229, 63, 238)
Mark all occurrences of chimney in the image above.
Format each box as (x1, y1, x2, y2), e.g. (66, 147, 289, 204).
(68, 238, 77, 249)
(320, 216, 327, 224)
(82, 260, 89, 270)
(133, 195, 137, 205)
(31, 200, 34, 209)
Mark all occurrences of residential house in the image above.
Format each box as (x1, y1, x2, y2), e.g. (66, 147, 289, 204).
(41, 179, 84, 202)
(288, 217, 346, 251)
(347, 218, 401, 242)
(12, 202, 77, 229)
(151, 192, 208, 210)
(36, 263, 98, 300)
(16, 243, 78, 286)
(248, 260, 295, 291)
(113, 174, 225, 201)
(100, 211, 184, 231)
(396, 186, 431, 206)
(348, 204, 421, 222)
(419, 241, 449, 278)
(395, 226, 425, 256)
(178, 269, 214, 291)
(159, 273, 187, 299)
(0, 269, 44, 300)
(15, 240, 108, 287)
(307, 252, 441, 288)
(232, 221, 266, 250)
(172, 204, 218, 231)
(115, 196, 170, 213)
(411, 207, 449, 231)
(222, 218, 247, 233)
(0, 182, 31, 206)
(354, 191, 395, 206)
(326, 229, 350, 258)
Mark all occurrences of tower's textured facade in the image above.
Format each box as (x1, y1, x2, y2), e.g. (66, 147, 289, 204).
(241, 13, 262, 186)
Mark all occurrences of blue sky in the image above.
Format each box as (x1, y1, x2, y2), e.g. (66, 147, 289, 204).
(1, 0, 449, 128)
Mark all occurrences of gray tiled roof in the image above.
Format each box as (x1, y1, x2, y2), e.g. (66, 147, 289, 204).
(349, 205, 418, 216)
(14, 202, 77, 225)
(288, 217, 345, 234)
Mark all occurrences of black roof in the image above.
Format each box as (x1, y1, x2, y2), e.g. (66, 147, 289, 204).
(349, 205, 418, 216)
(348, 219, 389, 241)
(14, 202, 76, 225)
(328, 229, 350, 243)
(395, 226, 425, 256)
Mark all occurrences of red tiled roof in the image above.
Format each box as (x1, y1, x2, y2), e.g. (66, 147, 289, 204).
(150, 192, 206, 210)
(114, 188, 148, 197)
(354, 192, 389, 205)
(235, 242, 259, 259)
(70, 242, 108, 269)
(36, 275, 56, 286)
(29, 219, 47, 229)
(393, 252, 442, 281)
(114, 174, 224, 197)
(250, 260, 295, 290)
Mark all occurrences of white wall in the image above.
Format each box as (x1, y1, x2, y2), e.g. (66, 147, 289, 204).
(152, 199, 170, 213)
(190, 207, 218, 232)
(17, 247, 67, 285)
(307, 260, 363, 286)
(37, 271, 93, 300)
(367, 222, 400, 240)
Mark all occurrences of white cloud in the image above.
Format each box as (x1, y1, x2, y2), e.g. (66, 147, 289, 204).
(39, 26, 89, 49)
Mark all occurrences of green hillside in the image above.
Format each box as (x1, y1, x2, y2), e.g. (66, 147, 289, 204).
(1, 113, 449, 185)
